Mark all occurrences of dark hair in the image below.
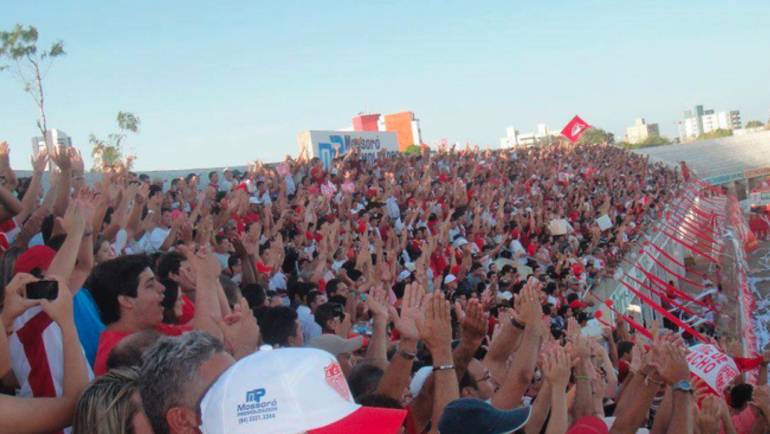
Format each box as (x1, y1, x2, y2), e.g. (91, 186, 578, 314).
(156, 252, 186, 322)
(257, 306, 299, 347)
(356, 393, 403, 408)
(227, 254, 241, 271)
(618, 341, 634, 359)
(314, 302, 344, 333)
(287, 280, 313, 306)
(307, 290, 323, 307)
(328, 294, 347, 306)
(88, 255, 153, 325)
(325, 279, 343, 296)
(347, 363, 384, 400)
(40, 213, 66, 250)
(730, 384, 753, 409)
(241, 283, 266, 312)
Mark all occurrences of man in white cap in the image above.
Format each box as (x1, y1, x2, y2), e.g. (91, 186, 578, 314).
(199, 347, 407, 434)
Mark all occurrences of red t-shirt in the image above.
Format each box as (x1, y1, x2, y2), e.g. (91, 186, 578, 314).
(179, 295, 196, 325)
(93, 323, 192, 376)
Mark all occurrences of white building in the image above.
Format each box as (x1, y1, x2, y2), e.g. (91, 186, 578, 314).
(702, 111, 741, 134)
(680, 105, 741, 141)
(31, 129, 72, 152)
(500, 123, 558, 148)
(625, 118, 660, 144)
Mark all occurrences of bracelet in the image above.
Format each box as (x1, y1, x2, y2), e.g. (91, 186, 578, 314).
(433, 364, 455, 372)
(398, 349, 417, 361)
(510, 318, 526, 330)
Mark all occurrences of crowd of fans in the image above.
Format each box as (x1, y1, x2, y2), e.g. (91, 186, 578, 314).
(0, 139, 768, 434)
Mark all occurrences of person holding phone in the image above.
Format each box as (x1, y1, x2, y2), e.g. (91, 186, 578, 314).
(0, 273, 90, 433)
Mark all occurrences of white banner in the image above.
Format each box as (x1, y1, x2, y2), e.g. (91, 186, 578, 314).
(686, 344, 739, 393)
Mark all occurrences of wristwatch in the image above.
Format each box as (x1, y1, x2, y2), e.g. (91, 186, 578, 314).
(672, 380, 693, 393)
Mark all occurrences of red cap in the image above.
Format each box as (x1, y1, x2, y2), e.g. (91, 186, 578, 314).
(309, 406, 407, 434)
(566, 416, 608, 434)
(569, 300, 587, 310)
(14, 246, 56, 275)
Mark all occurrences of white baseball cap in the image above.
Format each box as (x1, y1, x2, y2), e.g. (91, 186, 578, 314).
(199, 347, 407, 434)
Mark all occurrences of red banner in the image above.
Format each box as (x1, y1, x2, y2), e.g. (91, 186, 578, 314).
(660, 230, 719, 263)
(619, 278, 708, 343)
(624, 273, 706, 322)
(560, 115, 590, 142)
(635, 266, 715, 312)
(643, 242, 709, 281)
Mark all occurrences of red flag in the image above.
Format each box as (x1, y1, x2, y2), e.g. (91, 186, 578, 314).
(560, 115, 590, 142)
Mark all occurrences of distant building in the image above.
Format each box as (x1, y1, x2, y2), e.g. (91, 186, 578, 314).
(679, 105, 741, 141)
(31, 129, 72, 152)
(351, 112, 423, 152)
(500, 123, 558, 148)
(625, 118, 660, 144)
(352, 114, 380, 132)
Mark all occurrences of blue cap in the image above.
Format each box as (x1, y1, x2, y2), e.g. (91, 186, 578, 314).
(438, 398, 531, 434)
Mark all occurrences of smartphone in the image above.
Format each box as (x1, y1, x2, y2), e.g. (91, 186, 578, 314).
(26, 280, 59, 300)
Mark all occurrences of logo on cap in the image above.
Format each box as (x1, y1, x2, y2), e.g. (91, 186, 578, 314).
(324, 362, 351, 401)
(246, 388, 266, 403)
(237, 387, 278, 425)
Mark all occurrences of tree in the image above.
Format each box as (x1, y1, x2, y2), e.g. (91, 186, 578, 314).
(620, 134, 672, 149)
(90, 112, 140, 171)
(0, 25, 65, 138)
(745, 120, 764, 129)
(577, 127, 615, 145)
(403, 145, 422, 155)
(696, 129, 732, 140)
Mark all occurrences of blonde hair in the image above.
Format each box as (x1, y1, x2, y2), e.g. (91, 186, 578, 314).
(72, 367, 142, 434)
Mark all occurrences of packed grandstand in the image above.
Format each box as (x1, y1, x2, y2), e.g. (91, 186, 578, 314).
(0, 139, 767, 434)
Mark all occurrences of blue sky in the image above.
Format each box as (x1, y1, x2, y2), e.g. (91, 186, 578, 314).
(2, 0, 769, 171)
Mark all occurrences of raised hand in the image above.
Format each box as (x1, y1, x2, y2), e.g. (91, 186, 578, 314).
(216, 298, 260, 359)
(189, 244, 221, 279)
(366, 285, 390, 320)
(460, 298, 489, 344)
(392, 282, 424, 341)
(70, 148, 85, 174)
(1, 273, 41, 329)
(417, 290, 453, 360)
(566, 317, 580, 342)
(543, 345, 571, 389)
(652, 342, 689, 385)
(518, 285, 542, 327)
(58, 200, 86, 236)
(50, 145, 72, 171)
(750, 384, 770, 416)
(39, 276, 75, 327)
(31, 148, 49, 173)
(696, 395, 723, 434)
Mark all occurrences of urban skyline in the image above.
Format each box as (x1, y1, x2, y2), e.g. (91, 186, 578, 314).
(2, 1, 770, 170)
